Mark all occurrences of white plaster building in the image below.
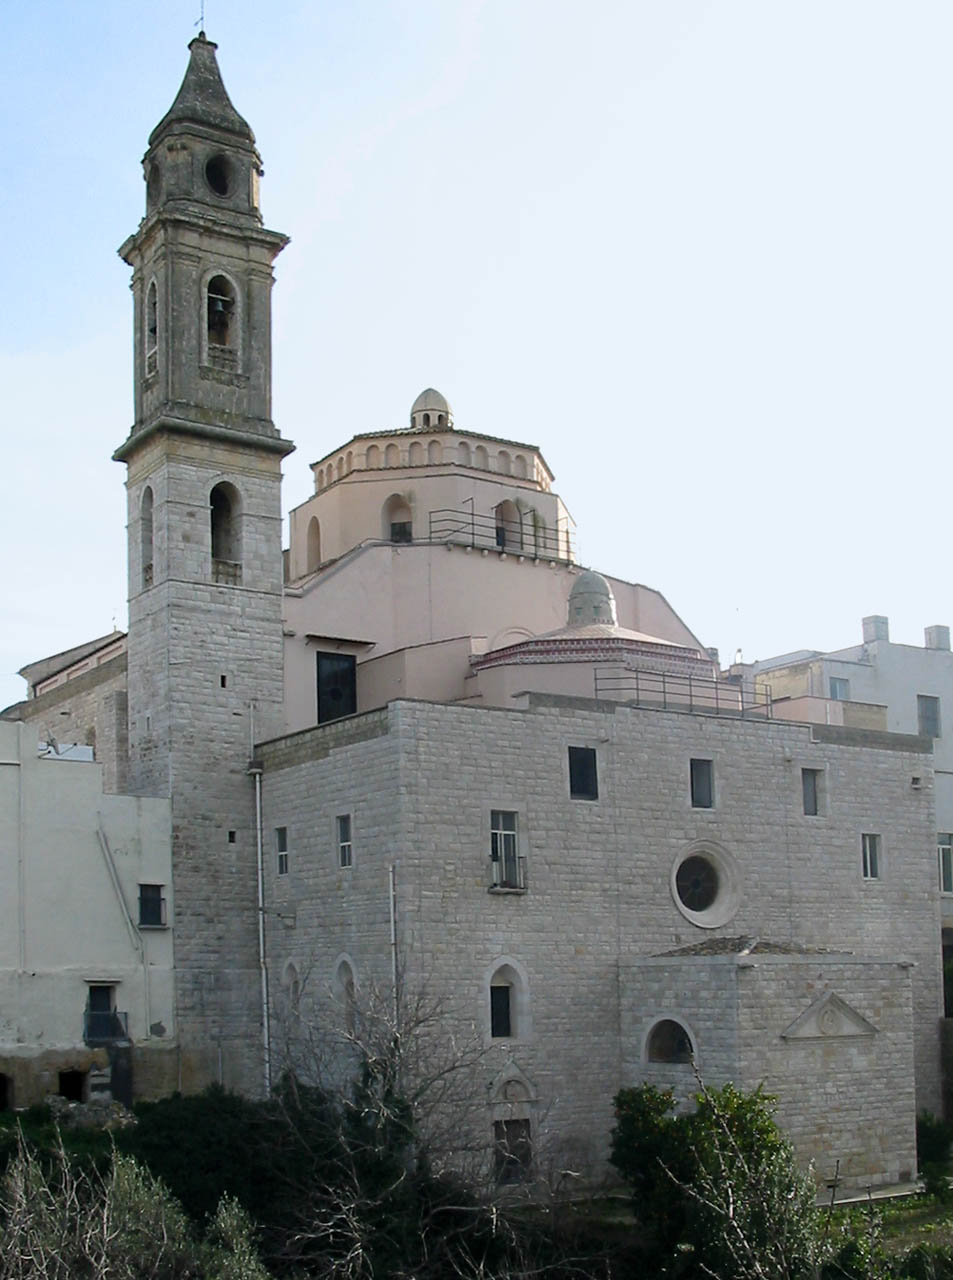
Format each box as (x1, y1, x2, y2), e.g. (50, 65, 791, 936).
(0, 34, 946, 1191)
(0, 722, 173, 1106)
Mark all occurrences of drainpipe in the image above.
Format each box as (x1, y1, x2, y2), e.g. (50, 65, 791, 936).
(389, 862, 399, 1029)
(250, 756, 271, 1096)
(96, 819, 150, 1031)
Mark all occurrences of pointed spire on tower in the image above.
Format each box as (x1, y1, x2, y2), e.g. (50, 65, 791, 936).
(149, 32, 254, 146)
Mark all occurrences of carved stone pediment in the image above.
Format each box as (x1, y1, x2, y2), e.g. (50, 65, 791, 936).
(781, 991, 877, 1041)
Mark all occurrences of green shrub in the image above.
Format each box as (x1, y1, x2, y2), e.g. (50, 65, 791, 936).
(917, 1111, 953, 1173)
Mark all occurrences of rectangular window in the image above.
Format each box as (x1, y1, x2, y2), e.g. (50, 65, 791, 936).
(494, 1118, 532, 1184)
(862, 833, 881, 881)
(316, 652, 357, 725)
(690, 758, 713, 809)
(830, 676, 850, 701)
(802, 768, 820, 817)
(276, 826, 288, 876)
(390, 521, 412, 544)
(138, 883, 166, 927)
(918, 695, 941, 739)
(490, 985, 512, 1038)
(84, 985, 126, 1045)
(490, 810, 524, 888)
(337, 814, 353, 868)
(568, 746, 598, 800)
(940, 834, 953, 894)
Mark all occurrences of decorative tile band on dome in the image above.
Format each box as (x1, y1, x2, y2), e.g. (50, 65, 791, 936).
(470, 636, 712, 672)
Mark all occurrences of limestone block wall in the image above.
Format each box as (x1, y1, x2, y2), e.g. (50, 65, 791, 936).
(259, 694, 941, 1183)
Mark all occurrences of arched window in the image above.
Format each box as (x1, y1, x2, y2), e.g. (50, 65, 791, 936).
(207, 275, 236, 349)
(513, 454, 527, 479)
(647, 1019, 694, 1064)
(422, 413, 430, 427)
(141, 486, 154, 588)
(317, 468, 324, 490)
(408, 441, 424, 466)
(428, 439, 443, 465)
(382, 494, 412, 543)
(335, 959, 357, 1034)
(210, 482, 242, 584)
(495, 500, 522, 552)
(458, 441, 471, 467)
(529, 509, 547, 558)
(283, 962, 301, 1016)
(474, 445, 489, 470)
(145, 281, 158, 375)
(497, 450, 511, 476)
(437, 413, 446, 426)
(487, 960, 529, 1040)
(345, 451, 353, 473)
(365, 445, 380, 469)
(385, 443, 401, 468)
(307, 517, 321, 573)
(336, 457, 344, 481)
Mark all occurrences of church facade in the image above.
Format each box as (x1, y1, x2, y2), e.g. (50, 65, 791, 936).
(0, 35, 944, 1190)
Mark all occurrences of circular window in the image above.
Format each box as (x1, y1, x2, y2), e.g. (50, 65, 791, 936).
(670, 842, 740, 929)
(205, 154, 231, 197)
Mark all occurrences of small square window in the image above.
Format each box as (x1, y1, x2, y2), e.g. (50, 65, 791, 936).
(690, 758, 713, 809)
(138, 883, 166, 927)
(390, 521, 412, 544)
(939, 835, 953, 894)
(830, 677, 850, 701)
(802, 768, 821, 816)
(862, 833, 881, 881)
(227, 830, 236, 844)
(568, 746, 598, 800)
(337, 814, 352, 868)
(918, 695, 941, 739)
(276, 826, 288, 876)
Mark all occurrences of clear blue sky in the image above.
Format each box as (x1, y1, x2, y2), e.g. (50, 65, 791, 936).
(2, 1, 951, 708)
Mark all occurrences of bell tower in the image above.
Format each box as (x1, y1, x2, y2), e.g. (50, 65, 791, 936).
(114, 34, 293, 1094)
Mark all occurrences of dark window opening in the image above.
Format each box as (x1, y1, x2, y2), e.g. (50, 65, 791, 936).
(277, 826, 289, 875)
(205, 154, 231, 196)
(228, 830, 236, 844)
(490, 985, 512, 1038)
(690, 758, 713, 809)
(647, 1019, 694, 1063)
(317, 652, 357, 724)
(568, 746, 598, 800)
(138, 884, 166, 928)
(676, 855, 718, 912)
(802, 768, 820, 816)
(58, 1070, 86, 1102)
(337, 814, 353, 868)
(207, 275, 235, 347)
(84, 986, 127, 1045)
(140, 486, 154, 588)
(0, 1074, 10, 1111)
(220, 674, 227, 688)
(494, 1119, 532, 1184)
(210, 482, 242, 582)
(390, 521, 412, 544)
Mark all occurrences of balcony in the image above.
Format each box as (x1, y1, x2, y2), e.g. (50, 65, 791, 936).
(212, 558, 242, 586)
(489, 853, 527, 893)
(84, 1010, 130, 1046)
(428, 508, 573, 563)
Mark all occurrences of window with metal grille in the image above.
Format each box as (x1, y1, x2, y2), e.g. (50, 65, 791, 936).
(490, 810, 523, 888)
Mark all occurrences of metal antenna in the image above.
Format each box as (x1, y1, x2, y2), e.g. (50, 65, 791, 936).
(195, 0, 206, 31)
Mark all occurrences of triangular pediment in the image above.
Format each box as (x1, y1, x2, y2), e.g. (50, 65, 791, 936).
(781, 991, 878, 1041)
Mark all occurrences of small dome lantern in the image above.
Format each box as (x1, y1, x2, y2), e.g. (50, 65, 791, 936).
(410, 388, 453, 431)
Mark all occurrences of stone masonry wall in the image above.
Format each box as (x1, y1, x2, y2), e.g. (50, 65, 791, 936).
(259, 695, 941, 1183)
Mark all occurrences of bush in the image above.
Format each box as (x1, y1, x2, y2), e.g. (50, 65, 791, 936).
(917, 1111, 953, 1173)
(611, 1080, 824, 1279)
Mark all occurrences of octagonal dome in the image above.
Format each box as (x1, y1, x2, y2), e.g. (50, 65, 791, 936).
(410, 388, 453, 430)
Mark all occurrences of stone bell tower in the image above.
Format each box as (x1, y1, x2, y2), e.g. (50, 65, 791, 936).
(114, 34, 293, 1094)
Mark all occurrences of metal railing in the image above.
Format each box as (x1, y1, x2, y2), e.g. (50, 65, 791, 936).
(490, 853, 528, 891)
(84, 1010, 130, 1045)
(594, 667, 772, 718)
(429, 508, 573, 562)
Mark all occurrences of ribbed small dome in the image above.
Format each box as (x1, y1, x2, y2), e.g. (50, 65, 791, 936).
(568, 570, 617, 627)
(410, 388, 453, 430)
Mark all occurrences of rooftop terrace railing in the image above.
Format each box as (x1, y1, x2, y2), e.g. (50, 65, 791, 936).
(428, 508, 574, 562)
(594, 667, 772, 718)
